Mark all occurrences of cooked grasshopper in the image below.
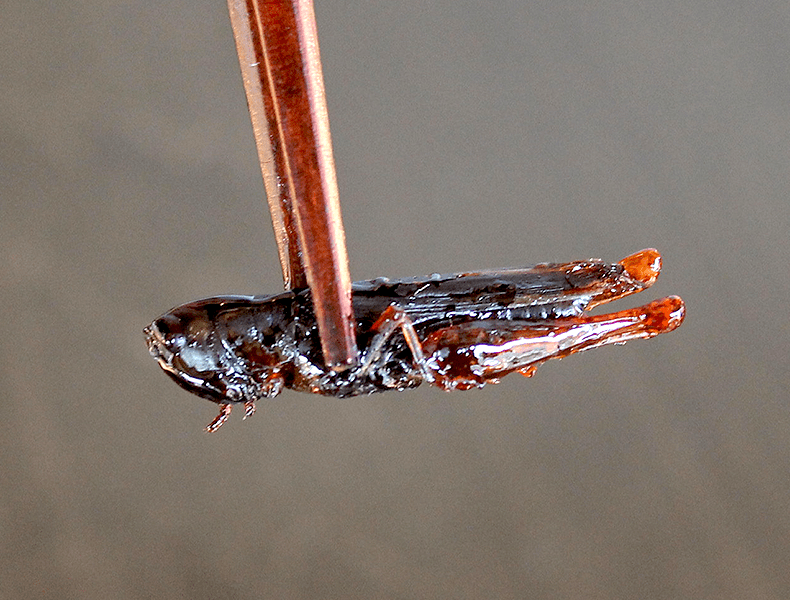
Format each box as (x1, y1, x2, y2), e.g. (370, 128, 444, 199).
(144, 249, 684, 431)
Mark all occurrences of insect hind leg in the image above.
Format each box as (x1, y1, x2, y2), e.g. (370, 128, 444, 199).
(360, 305, 435, 384)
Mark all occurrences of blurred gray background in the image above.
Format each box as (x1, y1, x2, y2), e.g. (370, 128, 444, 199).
(2, 1, 788, 598)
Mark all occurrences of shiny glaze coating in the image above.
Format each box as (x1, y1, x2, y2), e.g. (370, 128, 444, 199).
(144, 249, 684, 431)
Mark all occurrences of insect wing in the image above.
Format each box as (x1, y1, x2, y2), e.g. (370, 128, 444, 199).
(350, 249, 661, 328)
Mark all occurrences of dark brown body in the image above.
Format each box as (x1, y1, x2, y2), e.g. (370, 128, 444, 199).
(144, 249, 684, 431)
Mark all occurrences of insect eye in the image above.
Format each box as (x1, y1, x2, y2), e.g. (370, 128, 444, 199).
(154, 315, 175, 335)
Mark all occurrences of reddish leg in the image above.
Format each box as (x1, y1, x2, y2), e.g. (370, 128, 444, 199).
(243, 400, 256, 420)
(205, 403, 233, 433)
(363, 305, 435, 383)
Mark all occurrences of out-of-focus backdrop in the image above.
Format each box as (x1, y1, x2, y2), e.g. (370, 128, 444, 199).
(3, 1, 788, 598)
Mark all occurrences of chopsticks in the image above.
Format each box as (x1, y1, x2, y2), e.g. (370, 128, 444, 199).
(227, 0, 358, 370)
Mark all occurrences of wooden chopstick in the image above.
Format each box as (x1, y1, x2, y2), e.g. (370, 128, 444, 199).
(227, 0, 358, 369)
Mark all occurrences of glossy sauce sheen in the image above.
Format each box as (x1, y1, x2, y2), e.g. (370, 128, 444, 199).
(144, 249, 684, 431)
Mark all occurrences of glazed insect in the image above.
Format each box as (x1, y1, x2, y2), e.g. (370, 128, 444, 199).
(144, 249, 684, 431)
